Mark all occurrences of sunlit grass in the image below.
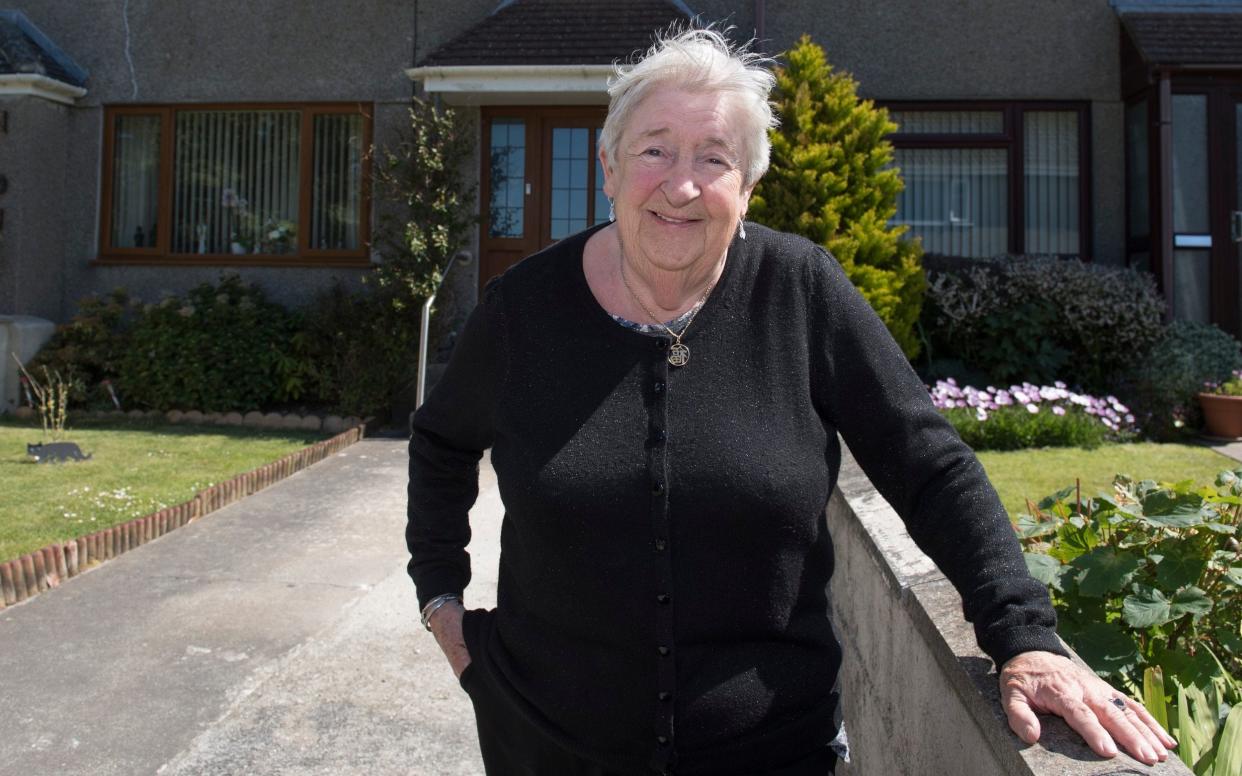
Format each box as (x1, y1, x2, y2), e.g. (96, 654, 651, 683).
(977, 442, 1238, 518)
(0, 415, 330, 561)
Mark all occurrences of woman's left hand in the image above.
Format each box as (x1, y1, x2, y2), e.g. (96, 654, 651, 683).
(999, 650, 1177, 765)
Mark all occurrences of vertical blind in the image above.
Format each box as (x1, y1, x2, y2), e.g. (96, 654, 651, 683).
(172, 110, 301, 254)
(1024, 111, 1079, 255)
(110, 115, 161, 249)
(311, 113, 363, 251)
(890, 108, 1081, 258)
(892, 147, 1008, 258)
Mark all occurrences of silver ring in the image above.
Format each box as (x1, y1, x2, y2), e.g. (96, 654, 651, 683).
(1110, 697, 1127, 710)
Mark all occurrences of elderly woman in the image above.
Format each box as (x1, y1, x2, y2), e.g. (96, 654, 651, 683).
(407, 28, 1174, 776)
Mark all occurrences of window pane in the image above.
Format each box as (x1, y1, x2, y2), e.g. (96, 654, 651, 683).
(1126, 100, 1150, 239)
(892, 148, 1008, 258)
(489, 119, 524, 238)
(110, 114, 161, 249)
(1172, 94, 1209, 234)
(1024, 111, 1079, 255)
(310, 113, 363, 251)
(549, 127, 589, 239)
(1173, 249, 1210, 323)
(594, 128, 610, 226)
(172, 110, 301, 255)
(889, 110, 1003, 134)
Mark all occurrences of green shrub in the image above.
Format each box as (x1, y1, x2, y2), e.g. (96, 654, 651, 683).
(117, 275, 304, 412)
(1125, 321, 1242, 439)
(26, 288, 137, 409)
(1017, 472, 1242, 771)
(922, 256, 1165, 392)
(942, 405, 1110, 450)
(297, 282, 418, 419)
(749, 35, 925, 358)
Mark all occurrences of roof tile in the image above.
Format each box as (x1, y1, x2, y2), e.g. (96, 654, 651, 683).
(1121, 11, 1242, 66)
(417, 0, 693, 67)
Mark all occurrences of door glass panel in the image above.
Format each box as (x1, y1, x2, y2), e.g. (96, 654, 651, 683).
(1126, 100, 1149, 239)
(1024, 111, 1079, 255)
(489, 119, 525, 238)
(892, 147, 1008, 258)
(1236, 103, 1242, 331)
(1174, 249, 1211, 323)
(594, 128, 610, 226)
(1172, 94, 1209, 234)
(550, 127, 590, 239)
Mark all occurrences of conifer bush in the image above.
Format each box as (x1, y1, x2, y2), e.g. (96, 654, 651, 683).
(749, 35, 925, 358)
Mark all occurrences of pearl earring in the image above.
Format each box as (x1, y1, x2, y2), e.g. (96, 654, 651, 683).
(608, 199, 616, 222)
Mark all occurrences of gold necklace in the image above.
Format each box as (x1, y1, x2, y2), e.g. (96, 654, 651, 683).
(619, 255, 717, 367)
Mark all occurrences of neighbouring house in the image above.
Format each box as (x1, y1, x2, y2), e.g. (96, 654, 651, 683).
(1, 0, 1241, 338)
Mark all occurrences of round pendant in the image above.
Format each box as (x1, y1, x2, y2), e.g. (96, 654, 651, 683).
(668, 342, 690, 367)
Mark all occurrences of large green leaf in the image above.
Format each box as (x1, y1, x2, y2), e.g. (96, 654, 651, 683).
(1213, 705, 1242, 776)
(1064, 620, 1140, 676)
(1050, 519, 1099, 563)
(1024, 552, 1063, 587)
(1072, 546, 1142, 598)
(1153, 645, 1222, 694)
(1141, 490, 1211, 528)
(1124, 587, 1174, 628)
(1170, 586, 1213, 620)
(1156, 543, 1210, 589)
(1015, 513, 1058, 539)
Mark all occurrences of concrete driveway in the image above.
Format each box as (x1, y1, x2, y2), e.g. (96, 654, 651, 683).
(0, 436, 497, 776)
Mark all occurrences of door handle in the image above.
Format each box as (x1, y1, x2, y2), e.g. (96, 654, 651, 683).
(1232, 211, 1242, 243)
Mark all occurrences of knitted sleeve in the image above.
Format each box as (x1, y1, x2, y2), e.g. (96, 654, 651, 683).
(805, 246, 1068, 668)
(406, 277, 506, 610)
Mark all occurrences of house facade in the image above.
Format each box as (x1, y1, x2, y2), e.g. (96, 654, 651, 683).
(1, 0, 1240, 335)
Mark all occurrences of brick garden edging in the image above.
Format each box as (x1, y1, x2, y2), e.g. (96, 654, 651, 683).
(0, 422, 367, 611)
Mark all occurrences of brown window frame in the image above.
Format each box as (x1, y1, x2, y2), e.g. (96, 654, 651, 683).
(95, 102, 373, 268)
(881, 100, 1093, 260)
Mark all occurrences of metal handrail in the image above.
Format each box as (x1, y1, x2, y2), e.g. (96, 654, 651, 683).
(415, 250, 473, 413)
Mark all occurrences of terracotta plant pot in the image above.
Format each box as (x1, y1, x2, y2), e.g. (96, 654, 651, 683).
(1198, 393, 1242, 439)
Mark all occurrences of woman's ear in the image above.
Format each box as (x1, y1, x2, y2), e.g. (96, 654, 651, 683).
(599, 143, 616, 199)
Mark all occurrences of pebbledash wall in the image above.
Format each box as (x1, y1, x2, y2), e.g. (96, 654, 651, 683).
(828, 445, 1192, 776)
(1, 0, 1127, 325)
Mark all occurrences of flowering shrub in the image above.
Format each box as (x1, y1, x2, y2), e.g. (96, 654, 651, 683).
(930, 379, 1136, 450)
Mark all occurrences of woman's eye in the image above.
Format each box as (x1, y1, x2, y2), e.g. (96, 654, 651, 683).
(643, 148, 664, 158)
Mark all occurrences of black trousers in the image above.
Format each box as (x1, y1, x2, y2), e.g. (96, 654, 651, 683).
(461, 663, 837, 776)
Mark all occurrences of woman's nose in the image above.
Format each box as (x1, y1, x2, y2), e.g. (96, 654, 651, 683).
(661, 159, 700, 205)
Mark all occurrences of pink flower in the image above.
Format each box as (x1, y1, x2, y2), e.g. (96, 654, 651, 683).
(1025, 403, 1039, 414)
(1052, 406, 1066, 416)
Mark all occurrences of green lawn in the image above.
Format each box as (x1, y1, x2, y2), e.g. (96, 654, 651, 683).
(0, 416, 331, 562)
(977, 442, 1239, 518)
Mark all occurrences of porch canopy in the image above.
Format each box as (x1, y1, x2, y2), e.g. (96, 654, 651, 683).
(406, 0, 694, 105)
(1118, 7, 1242, 69)
(0, 10, 87, 104)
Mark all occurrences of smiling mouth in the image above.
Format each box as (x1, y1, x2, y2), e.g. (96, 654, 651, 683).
(650, 211, 700, 225)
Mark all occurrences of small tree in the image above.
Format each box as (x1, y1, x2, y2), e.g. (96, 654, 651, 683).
(302, 97, 477, 418)
(750, 35, 925, 358)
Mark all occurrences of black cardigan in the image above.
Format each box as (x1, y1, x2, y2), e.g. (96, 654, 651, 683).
(407, 222, 1066, 775)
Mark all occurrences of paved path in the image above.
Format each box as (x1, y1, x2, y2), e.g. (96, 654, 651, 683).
(0, 436, 497, 776)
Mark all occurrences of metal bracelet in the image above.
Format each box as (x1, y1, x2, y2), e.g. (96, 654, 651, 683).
(421, 594, 462, 631)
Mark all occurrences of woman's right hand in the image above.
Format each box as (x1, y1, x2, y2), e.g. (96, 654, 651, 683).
(428, 599, 472, 678)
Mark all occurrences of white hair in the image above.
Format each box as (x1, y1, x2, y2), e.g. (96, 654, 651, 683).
(600, 27, 778, 189)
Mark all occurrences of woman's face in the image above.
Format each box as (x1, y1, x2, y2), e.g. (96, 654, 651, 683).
(600, 87, 753, 275)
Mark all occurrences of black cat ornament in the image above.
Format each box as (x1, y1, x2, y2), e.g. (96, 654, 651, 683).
(26, 442, 93, 464)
